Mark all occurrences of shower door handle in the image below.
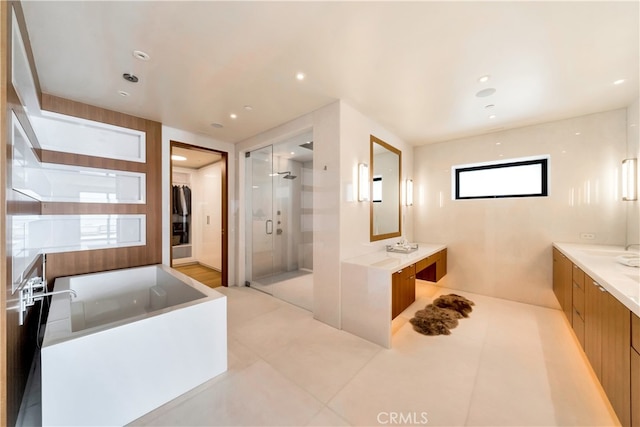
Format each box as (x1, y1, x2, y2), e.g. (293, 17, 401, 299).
(265, 220, 273, 235)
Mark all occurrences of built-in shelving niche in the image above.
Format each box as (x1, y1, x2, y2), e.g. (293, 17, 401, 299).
(9, 109, 148, 294)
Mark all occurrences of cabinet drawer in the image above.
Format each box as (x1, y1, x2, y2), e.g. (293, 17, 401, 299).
(573, 281, 585, 316)
(572, 264, 585, 290)
(416, 255, 437, 273)
(401, 264, 416, 280)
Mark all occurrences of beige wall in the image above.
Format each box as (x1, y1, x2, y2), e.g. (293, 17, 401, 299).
(626, 99, 639, 246)
(414, 108, 628, 308)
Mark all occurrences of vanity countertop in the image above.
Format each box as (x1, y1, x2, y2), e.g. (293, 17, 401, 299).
(342, 243, 446, 272)
(553, 242, 640, 316)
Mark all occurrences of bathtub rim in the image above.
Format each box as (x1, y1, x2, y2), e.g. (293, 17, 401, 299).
(42, 264, 225, 347)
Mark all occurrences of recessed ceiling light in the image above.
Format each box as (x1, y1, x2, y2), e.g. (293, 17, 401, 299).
(495, 142, 501, 145)
(478, 75, 491, 83)
(230, 113, 237, 119)
(211, 123, 223, 128)
(296, 72, 305, 81)
(575, 132, 581, 135)
(488, 114, 496, 119)
(122, 73, 139, 83)
(244, 105, 253, 111)
(290, 151, 295, 155)
(118, 90, 130, 97)
(614, 79, 625, 85)
(132, 50, 150, 61)
(171, 155, 187, 161)
(476, 88, 496, 97)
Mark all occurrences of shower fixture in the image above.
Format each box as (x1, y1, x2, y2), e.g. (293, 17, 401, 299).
(276, 171, 297, 180)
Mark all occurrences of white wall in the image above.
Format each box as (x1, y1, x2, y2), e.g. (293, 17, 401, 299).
(235, 102, 341, 327)
(413, 108, 628, 308)
(339, 101, 414, 260)
(235, 101, 413, 328)
(162, 126, 235, 285)
(626, 99, 640, 246)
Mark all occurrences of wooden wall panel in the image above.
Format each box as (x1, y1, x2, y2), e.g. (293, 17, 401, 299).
(41, 93, 163, 284)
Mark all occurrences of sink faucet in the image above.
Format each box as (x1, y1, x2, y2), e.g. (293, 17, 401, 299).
(626, 243, 640, 251)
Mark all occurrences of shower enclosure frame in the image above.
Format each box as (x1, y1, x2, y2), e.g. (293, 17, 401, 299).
(243, 134, 313, 300)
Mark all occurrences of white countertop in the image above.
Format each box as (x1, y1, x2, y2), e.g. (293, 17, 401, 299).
(553, 243, 640, 316)
(342, 243, 446, 272)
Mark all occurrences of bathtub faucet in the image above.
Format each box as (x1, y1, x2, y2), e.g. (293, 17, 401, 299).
(626, 243, 640, 251)
(18, 276, 77, 326)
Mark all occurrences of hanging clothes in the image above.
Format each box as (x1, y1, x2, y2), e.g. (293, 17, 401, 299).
(172, 185, 180, 214)
(172, 185, 191, 216)
(182, 185, 191, 215)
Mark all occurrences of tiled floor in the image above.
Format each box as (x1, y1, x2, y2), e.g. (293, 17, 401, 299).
(130, 281, 619, 427)
(249, 269, 314, 311)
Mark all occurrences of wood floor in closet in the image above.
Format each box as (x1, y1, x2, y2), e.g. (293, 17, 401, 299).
(173, 263, 222, 288)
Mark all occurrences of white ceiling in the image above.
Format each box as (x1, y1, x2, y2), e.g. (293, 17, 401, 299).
(21, 1, 639, 146)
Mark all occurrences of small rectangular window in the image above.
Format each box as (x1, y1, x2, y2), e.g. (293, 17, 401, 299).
(453, 156, 549, 200)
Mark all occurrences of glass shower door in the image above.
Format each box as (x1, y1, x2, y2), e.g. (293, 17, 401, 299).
(245, 145, 274, 294)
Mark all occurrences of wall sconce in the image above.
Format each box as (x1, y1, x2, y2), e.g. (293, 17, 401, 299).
(358, 163, 369, 202)
(405, 179, 413, 206)
(622, 158, 638, 201)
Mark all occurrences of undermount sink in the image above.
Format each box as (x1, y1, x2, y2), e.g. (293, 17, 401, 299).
(372, 258, 400, 268)
(580, 249, 630, 257)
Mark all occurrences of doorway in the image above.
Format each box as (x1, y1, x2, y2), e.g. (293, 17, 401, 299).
(170, 141, 228, 287)
(244, 130, 313, 310)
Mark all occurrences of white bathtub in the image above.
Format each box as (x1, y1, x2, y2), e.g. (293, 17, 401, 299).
(41, 265, 227, 426)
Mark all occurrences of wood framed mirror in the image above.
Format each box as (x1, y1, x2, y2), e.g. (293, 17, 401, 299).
(370, 135, 401, 241)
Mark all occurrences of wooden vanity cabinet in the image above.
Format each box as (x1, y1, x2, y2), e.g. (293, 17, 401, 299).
(392, 249, 447, 319)
(552, 248, 572, 323)
(415, 249, 447, 282)
(553, 247, 634, 426)
(392, 263, 416, 319)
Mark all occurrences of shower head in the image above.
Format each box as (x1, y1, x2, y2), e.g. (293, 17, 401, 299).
(277, 171, 297, 180)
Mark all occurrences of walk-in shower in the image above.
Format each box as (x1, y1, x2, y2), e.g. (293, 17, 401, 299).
(244, 131, 313, 311)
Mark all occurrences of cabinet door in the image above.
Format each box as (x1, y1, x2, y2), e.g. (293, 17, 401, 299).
(602, 292, 631, 427)
(584, 275, 605, 381)
(552, 248, 572, 322)
(392, 271, 402, 319)
(402, 264, 416, 311)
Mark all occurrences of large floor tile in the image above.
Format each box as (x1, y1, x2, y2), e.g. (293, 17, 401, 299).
(263, 320, 381, 403)
(231, 302, 316, 358)
(133, 360, 323, 426)
(328, 321, 483, 426)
